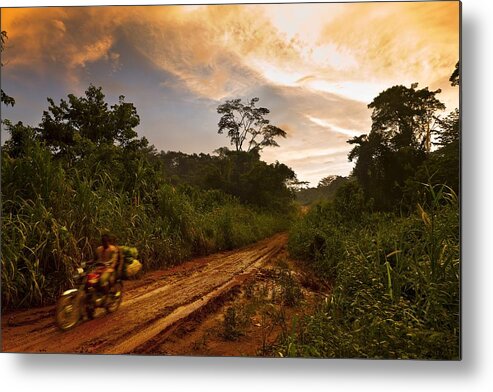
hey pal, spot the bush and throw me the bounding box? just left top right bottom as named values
left=283, top=184, right=459, bottom=359
left=1, top=144, right=291, bottom=308
left=288, top=200, right=348, bottom=279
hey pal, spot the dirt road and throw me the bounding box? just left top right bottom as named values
left=1, top=233, right=287, bottom=354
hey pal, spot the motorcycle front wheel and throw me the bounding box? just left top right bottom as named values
left=106, top=282, right=123, bottom=313
left=55, top=292, right=81, bottom=331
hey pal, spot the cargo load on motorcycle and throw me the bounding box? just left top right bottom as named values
left=119, top=246, right=142, bottom=279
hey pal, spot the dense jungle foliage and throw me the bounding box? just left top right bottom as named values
left=295, top=175, right=349, bottom=205
left=281, top=63, right=460, bottom=359
left=1, top=84, right=296, bottom=309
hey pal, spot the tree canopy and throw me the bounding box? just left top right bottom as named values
left=217, top=97, right=286, bottom=152
left=318, top=175, right=344, bottom=188
left=449, top=61, right=460, bottom=86
left=38, top=85, right=144, bottom=159
left=347, top=81, right=452, bottom=211
left=1, top=30, right=15, bottom=107
left=159, top=148, right=296, bottom=212
left=368, top=83, right=445, bottom=151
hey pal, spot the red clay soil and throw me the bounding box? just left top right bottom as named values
left=2, top=234, right=294, bottom=355
left=147, top=259, right=325, bottom=357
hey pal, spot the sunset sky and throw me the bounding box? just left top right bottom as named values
left=0, top=1, right=460, bottom=186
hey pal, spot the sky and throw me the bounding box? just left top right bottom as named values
left=0, top=1, right=460, bottom=186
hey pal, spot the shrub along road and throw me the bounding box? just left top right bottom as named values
left=1, top=234, right=287, bottom=354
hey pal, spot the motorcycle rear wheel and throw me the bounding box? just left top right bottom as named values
left=56, top=292, right=81, bottom=331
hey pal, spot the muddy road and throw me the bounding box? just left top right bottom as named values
left=2, top=234, right=289, bottom=354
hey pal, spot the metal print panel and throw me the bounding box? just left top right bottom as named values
left=0, top=1, right=461, bottom=359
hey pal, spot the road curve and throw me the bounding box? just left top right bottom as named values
left=1, top=233, right=287, bottom=354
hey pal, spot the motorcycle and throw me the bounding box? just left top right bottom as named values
left=55, top=262, right=123, bottom=331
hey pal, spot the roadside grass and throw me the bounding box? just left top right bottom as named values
left=1, top=145, right=292, bottom=309
left=281, top=184, right=460, bottom=359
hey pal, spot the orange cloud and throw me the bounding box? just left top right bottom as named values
left=317, top=1, right=459, bottom=107
left=1, top=2, right=459, bottom=185
left=120, top=5, right=304, bottom=100
left=2, top=5, right=305, bottom=99
left=1, top=7, right=126, bottom=86
left=1, top=3, right=459, bottom=104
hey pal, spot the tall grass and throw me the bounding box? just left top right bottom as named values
left=1, top=143, right=290, bottom=309
left=282, top=184, right=459, bottom=359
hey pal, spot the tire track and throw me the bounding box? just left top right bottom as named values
left=2, top=233, right=286, bottom=354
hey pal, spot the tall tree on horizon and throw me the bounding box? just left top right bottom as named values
left=347, top=83, right=445, bottom=210
left=217, top=97, right=286, bottom=152
left=368, top=83, right=445, bottom=152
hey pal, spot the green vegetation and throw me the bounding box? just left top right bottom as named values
left=159, top=148, right=296, bottom=213
left=295, top=175, right=348, bottom=206
left=285, top=184, right=459, bottom=359
left=282, top=65, right=460, bottom=359
left=1, top=83, right=294, bottom=309
left=1, top=25, right=460, bottom=360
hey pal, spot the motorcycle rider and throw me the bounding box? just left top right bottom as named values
left=93, top=233, right=119, bottom=294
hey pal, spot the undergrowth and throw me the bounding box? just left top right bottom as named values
left=1, top=143, right=290, bottom=308
left=282, top=184, right=460, bottom=359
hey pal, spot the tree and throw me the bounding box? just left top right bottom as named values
left=347, top=83, right=445, bottom=211
left=318, top=175, right=343, bottom=188
left=205, top=149, right=296, bottom=211
left=449, top=61, right=459, bottom=86
left=295, top=175, right=348, bottom=205
left=332, top=181, right=367, bottom=222
left=287, top=178, right=309, bottom=192
left=368, top=83, right=445, bottom=152
left=38, top=85, right=142, bottom=159
left=433, top=109, right=459, bottom=147
left=1, top=30, right=15, bottom=107
left=406, top=62, right=460, bottom=198
left=158, top=148, right=297, bottom=212
left=217, top=97, right=286, bottom=152
left=2, top=120, right=37, bottom=158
